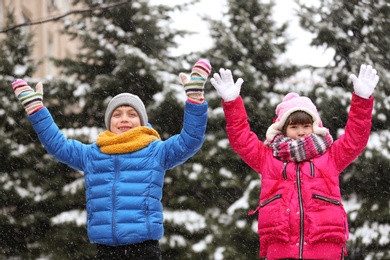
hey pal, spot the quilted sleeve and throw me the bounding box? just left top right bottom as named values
left=28, top=107, right=88, bottom=171
left=223, top=96, right=268, bottom=173
left=161, top=101, right=208, bottom=170
left=329, top=93, right=374, bottom=172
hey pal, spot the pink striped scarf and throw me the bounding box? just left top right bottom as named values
left=268, top=133, right=333, bottom=162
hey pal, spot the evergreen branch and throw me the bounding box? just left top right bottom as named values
left=0, top=0, right=132, bottom=33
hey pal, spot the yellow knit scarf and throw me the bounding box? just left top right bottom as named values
left=96, top=126, right=161, bottom=154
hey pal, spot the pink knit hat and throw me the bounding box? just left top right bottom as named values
left=265, top=92, right=328, bottom=141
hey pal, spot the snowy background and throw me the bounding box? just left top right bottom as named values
left=155, top=0, right=334, bottom=66
left=5, top=0, right=389, bottom=259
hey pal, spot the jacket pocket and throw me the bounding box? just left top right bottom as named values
left=312, top=194, right=341, bottom=205
left=258, top=194, right=289, bottom=243
left=307, top=194, right=346, bottom=244
left=145, top=204, right=151, bottom=236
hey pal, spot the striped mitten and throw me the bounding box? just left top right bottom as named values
left=179, top=59, right=212, bottom=104
left=12, top=79, right=44, bottom=115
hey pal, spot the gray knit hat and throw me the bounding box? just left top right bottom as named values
left=104, top=93, right=148, bottom=130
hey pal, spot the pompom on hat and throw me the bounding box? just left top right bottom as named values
left=104, top=93, right=148, bottom=130
left=265, top=92, right=328, bottom=141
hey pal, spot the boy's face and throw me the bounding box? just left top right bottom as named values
left=285, top=123, right=313, bottom=140
left=110, top=106, right=141, bottom=134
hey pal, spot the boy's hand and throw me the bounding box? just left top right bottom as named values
left=12, top=79, right=44, bottom=115
left=179, top=59, right=212, bottom=104
left=349, top=64, right=379, bottom=99
left=210, top=68, right=244, bottom=102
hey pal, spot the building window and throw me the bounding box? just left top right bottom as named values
left=62, top=0, right=69, bottom=13
left=22, top=13, right=30, bottom=35
left=0, top=0, right=3, bottom=28
left=50, top=0, right=58, bottom=7
left=92, top=0, right=107, bottom=4
left=48, top=0, right=59, bottom=12
left=47, top=34, right=55, bottom=76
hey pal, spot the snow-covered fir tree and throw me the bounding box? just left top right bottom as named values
left=2, top=0, right=192, bottom=258
left=4, top=0, right=389, bottom=259
left=0, top=10, right=55, bottom=259
left=176, top=0, right=299, bottom=258
left=297, top=0, right=390, bottom=258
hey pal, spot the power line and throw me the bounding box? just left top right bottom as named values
left=0, top=0, right=132, bottom=34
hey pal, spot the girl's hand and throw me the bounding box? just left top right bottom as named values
left=210, top=68, right=244, bottom=102
left=349, top=64, right=379, bottom=99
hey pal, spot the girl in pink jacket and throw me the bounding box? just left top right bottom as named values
left=210, top=65, right=379, bottom=260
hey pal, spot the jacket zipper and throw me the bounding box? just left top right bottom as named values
left=260, top=194, right=282, bottom=207
left=248, top=194, right=282, bottom=215
left=309, top=161, right=314, bottom=177
left=283, top=162, right=288, bottom=180
left=296, top=163, right=304, bottom=258
left=112, top=155, right=119, bottom=245
left=146, top=205, right=150, bottom=236
left=312, top=194, right=341, bottom=205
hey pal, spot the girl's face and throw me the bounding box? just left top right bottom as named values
left=285, top=123, right=313, bottom=140
left=110, top=106, right=141, bottom=134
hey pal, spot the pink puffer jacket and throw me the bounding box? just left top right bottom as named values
left=222, top=94, right=373, bottom=260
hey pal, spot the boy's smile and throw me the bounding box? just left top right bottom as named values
left=110, top=106, right=141, bottom=134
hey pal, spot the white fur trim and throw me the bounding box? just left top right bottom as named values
left=265, top=107, right=327, bottom=141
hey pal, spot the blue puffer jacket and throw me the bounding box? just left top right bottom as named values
left=28, top=101, right=208, bottom=246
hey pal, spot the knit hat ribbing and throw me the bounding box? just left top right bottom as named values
left=104, top=93, right=148, bottom=130
left=265, top=92, right=328, bottom=141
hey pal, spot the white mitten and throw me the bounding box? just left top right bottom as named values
left=349, top=64, right=379, bottom=99
left=210, top=68, right=244, bottom=102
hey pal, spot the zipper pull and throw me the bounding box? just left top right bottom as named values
left=248, top=205, right=260, bottom=215
left=283, top=161, right=288, bottom=180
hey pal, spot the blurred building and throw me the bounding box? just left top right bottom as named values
left=0, top=0, right=80, bottom=78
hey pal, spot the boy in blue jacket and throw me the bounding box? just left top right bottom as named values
left=11, top=60, right=211, bottom=260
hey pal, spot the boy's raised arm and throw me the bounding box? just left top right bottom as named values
left=12, top=79, right=44, bottom=115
